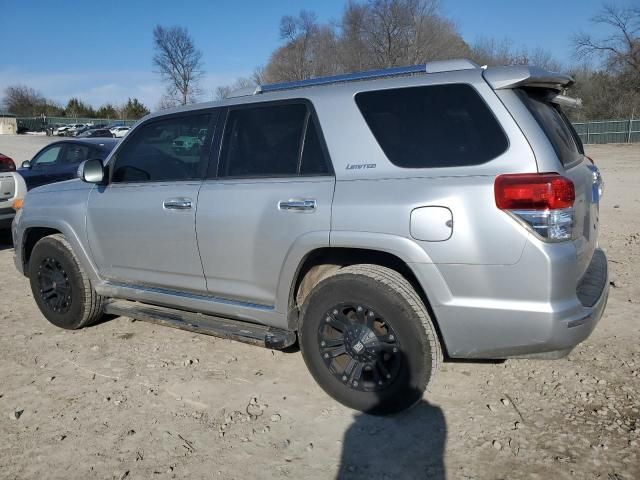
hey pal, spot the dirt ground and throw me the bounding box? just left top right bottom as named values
left=0, top=135, right=638, bottom=480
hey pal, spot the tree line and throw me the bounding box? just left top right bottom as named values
left=215, top=0, right=639, bottom=122
left=2, top=1, right=637, bottom=121
left=1, top=85, right=150, bottom=120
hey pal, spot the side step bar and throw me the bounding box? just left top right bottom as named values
left=103, top=300, right=297, bottom=350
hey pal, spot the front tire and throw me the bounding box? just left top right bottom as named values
left=299, top=264, right=441, bottom=414
left=28, top=234, right=104, bottom=330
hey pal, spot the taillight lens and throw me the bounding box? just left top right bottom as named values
left=495, top=173, right=575, bottom=242
left=0, top=156, right=16, bottom=172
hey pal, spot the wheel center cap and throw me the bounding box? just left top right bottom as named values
left=344, top=325, right=377, bottom=359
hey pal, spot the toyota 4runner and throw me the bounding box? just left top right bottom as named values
left=12, top=59, right=608, bottom=414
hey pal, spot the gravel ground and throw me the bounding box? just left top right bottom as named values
left=0, top=135, right=638, bottom=479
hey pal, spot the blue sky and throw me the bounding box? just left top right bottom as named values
left=0, top=0, right=617, bottom=110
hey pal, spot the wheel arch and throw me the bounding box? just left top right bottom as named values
left=20, top=220, right=101, bottom=284
left=286, top=246, right=450, bottom=357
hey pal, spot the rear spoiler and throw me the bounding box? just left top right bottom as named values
left=483, top=65, right=574, bottom=91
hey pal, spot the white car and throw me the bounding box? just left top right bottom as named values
left=0, top=171, right=27, bottom=233
left=55, top=125, right=71, bottom=136
left=111, top=126, right=130, bottom=138
left=66, top=124, right=89, bottom=136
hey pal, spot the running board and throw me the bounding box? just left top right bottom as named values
left=103, top=300, right=297, bottom=350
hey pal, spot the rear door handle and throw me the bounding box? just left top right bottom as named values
left=163, top=197, right=192, bottom=210
left=278, top=199, right=317, bottom=211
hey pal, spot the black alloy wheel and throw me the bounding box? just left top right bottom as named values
left=36, top=257, right=73, bottom=314
left=318, top=303, right=402, bottom=392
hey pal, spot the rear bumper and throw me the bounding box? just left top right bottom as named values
left=414, top=247, right=609, bottom=359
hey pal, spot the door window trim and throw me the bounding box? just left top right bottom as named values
left=207, top=98, right=334, bottom=180
left=106, top=109, right=220, bottom=185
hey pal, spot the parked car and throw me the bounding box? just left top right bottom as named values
left=77, top=128, right=115, bottom=138
left=54, top=125, right=71, bottom=136
left=12, top=60, right=608, bottom=414
left=111, top=126, right=130, bottom=138
left=0, top=153, right=16, bottom=172
left=65, top=124, right=89, bottom=136
left=18, top=138, right=118, bottom=190
left=172, top=128, right=207, bottom=155
left=70, top=125, right=91, bottom=136
left=0, top=170, right=26, bottom=233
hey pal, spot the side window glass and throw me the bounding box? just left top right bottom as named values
left=219, top=104, right=307, bottom=177
left=33, top=145, right=63, bottom=167
left=300, top=115, right=329, bottom=175
left=112, top=114, right=211, bottom=183
left=61, top=144, right=90, bottom=164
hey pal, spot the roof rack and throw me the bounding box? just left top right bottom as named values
left=255, top=58, right=479, bottom=95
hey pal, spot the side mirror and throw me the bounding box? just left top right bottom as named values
left=21, top=160, right=31, bottom=169
left=78, top=159, right=105, bottom=184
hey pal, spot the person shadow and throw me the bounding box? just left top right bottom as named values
left=336, top=353, right=447, bottom=479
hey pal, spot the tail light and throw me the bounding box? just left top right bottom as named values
left=495, top=173, right=575, bottom=242
left=0, top=155, right=16, bottom=172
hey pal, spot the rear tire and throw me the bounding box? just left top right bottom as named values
left=28, top=234, right=104, bottom=330
left=299, top=264, right=441, bottom=414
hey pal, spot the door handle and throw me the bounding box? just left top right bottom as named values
left=163, top=197, right=192, bottom=210
left=278, top=199, right=317, bottom=211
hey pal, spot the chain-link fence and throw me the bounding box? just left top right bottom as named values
left=15, top=115, right=640, bottom=145
left=572, top=119, right=640, bottom=145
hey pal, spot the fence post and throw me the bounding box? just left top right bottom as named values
left=586, top=121, right=590, bottom=144
left=629, top=109, right=635, bottom=144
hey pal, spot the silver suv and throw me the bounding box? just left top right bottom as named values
left=12, top=59, right=608, bottom=414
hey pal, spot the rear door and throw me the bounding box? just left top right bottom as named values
left=517, top=89, right=600, bottom=277
left=86, top=111, right=217, bottom=293
left=196, top=101, right=335, bottom=307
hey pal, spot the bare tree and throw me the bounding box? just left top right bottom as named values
left=573, top=3, right=640, bottom=83
left=153, top=25, right=205, bottom=105
left=470, top=37, right=562, bottom=71
left=215, top=77, right=255, bottom=100
left=263, top=11, right=330, bottom=82
left=2, top=85, right=63, bottom=116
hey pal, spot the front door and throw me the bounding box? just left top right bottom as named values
left=196, top=102, right=335, bottom=307
left=86, top=111, right=216, bottom=293
left=21, top=143, right=65, bottom=189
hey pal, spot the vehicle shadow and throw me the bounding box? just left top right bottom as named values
left=337, top=396, right=446, bottom=479
left=337, top=352, right=447, bottom=479
left=0, top=230, right=13, bottom=251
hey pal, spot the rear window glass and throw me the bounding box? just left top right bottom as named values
left=355, top=84, right=508, bottom=168
left=517, top=89, right=583, bottom=166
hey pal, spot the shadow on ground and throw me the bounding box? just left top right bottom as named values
left=0, top=230, right=13, bottom=251
left=338, top=397, right=446, bottom=479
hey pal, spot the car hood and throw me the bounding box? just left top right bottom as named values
left=28, top=178, right=93, bottom=194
